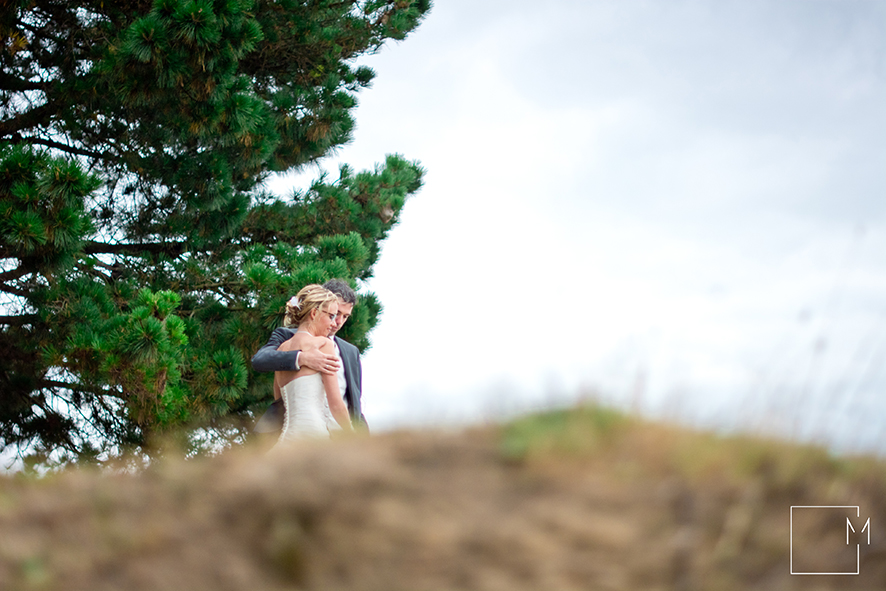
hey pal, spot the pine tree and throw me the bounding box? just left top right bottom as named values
left=0, top=0, right=429, bottom=468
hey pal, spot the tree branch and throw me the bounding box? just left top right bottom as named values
left=19, top=136, right=109, bottom=160
left=0, top=282, right=30, bottom=298
left=75, top=261, right=112, bottom=282
left=0, top=72, right=45, bottom=93
left=0, top=265, right=34, bottom=282
left=37, top=378, right=120, bottom=398
left=0, top=314, right=39, bottom=325
left=0, top=268, right=29, bottom=283
left=0, top=103, right=56, bottom=138
left=83, top=241, right=187, bottom=257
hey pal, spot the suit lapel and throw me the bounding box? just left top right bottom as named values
left=334, top=336, right=353, bottom=373
left=334, top=336, right=357, bottom=413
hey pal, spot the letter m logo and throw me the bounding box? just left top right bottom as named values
left=847, top=516, right=871, bottom=546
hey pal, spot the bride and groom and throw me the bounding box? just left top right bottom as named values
left=251, top=279, right=367, bottom=444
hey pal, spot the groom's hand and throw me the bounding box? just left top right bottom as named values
left=299, top=349, right=341, bottom=375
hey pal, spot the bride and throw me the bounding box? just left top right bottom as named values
left=272, top=284, right=353, bottom=445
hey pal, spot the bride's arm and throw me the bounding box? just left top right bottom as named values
left=320, top=340, right=353, bottom=432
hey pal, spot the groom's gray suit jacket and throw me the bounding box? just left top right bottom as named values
left=251, top=328, right=367, bottom=431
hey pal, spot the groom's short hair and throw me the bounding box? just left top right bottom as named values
left=323, top=279, right=357, bottom=305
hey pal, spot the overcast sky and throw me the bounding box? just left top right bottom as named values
left=269, top=0, right=886, bottom=453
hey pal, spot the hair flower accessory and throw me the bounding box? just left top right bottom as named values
left=287, top=296, right=301, bottom=310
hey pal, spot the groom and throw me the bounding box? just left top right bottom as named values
left=251, top=279, right=368, bottom=434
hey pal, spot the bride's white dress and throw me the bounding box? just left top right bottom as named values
left=275, top=373, right=341, bottom=445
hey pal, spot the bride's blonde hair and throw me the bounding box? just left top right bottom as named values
left=283, top=284, right=338, bottom=327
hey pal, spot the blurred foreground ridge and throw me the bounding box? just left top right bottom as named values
left=0, top=405, right=884, bottom=590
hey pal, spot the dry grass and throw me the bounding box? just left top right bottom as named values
left=0, top=404, right=884, bottom=590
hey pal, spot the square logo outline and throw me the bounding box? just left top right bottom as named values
left=790, top=505, right=860, bottom=575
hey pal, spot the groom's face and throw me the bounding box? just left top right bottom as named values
left=328, top=298, right=353, bottom=337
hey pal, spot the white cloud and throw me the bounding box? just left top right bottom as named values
left=265, top=0, right=886, bottom=452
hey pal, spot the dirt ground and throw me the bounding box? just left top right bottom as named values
left=1, top=413, right=884, bottom=591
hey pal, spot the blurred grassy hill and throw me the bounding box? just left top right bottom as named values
left=1, top=405, right=884, bottom=590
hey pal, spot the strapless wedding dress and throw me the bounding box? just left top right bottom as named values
left=275, top=373, right=341, bottom=445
